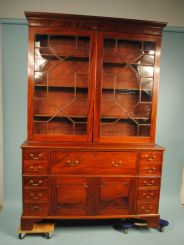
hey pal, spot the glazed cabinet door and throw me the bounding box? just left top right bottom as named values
left=50, top=177, right=93, bottom=216
left=94, top=32, right=161, bottom=143
left=95, top=177, right=136, bottom=215
left=28, top=29, right=95, bottom=142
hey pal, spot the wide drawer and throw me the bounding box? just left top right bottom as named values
left=24, top=189, right=48, bottom=202
left=23, top=202, right=48, bottom=216
left=140, top=151, right=163, bottom=164
left=136, top=202, right=158, bottom=214
left=138, top=177, right=161, bottom=188
left=23, top=177, right=49, bottom=187
left=139, top=163, right=162, bottom=176
left=137, top=189, right=159, bottom=201
left=23, top=150, right=49, bottom=161
left=23, top=160, right=48, bottom=175
left=51, top=151, right=138, bottom=175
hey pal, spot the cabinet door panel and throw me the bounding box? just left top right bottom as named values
left=95, top=177, right=135, bottom=215
left=94, top=32, right=160, bottom=143
left=50, top=177, right=92, bottom=216
left=28, top=30, right=95, bottom=142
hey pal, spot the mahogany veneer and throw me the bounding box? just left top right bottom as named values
left=21, top=11, right=166, bottom=231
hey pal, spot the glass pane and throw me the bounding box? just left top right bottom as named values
left=100, top=38, right=155, bottom=137
left=33, top=34, right=90, bottom=136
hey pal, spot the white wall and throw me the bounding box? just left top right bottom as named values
left=0, top=24, right=3, bottom=207
left=0, top=0, right=184, bottom=27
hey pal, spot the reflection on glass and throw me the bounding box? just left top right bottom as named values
left=33, top=34, right=90, bottom=136
left=100, top=38, right=155, bottom=137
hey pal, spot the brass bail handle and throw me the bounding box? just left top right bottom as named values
left=67, top=160, right=79, bottom=166
left=112, top=161, right=122, bottom=167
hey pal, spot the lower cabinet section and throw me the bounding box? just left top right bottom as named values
left=21, top=148, right=163, bottom=231
left=50, top=176, right=136, bottom=216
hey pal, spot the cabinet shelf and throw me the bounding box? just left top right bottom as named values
left=35, top=84, right=88, bottom=92
left=102, top=88, right=152, bottom=93
left=34, top=115, right=87, bottom=122
left=37, top=53, right=89, bottom=62
left=101, top=117, right=150, bottom=124
left=34, top=114, right=150, bottom=124
left=35, top=84, right=151, bottom=94
left=103, top=62, right=154, bottom=67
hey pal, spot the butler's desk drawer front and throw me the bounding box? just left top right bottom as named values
left=50, top=151, right=138, bottom=175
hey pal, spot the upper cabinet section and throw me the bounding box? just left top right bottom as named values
left=25, top=12, right=166, bottom=143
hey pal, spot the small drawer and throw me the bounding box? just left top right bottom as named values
left=23, top=202, right=48, bottom=216
left=23, top=150, right=49, bottom=161
left=137, top=190, right=159, bottom=201
left=139, top=163, right=162, bottom=176
left=24, top=189, right=48, bottom=201
left=23, top=160, right=48, bottom=175
left=140, top=151, right=162, bottom=163
left=23, top=177, right=49, bottom=187
left=138, top=177, right=161, bottom=188
left=51, top=151, right=137, bottom=175
left=136, top=202, right=158, bottom=214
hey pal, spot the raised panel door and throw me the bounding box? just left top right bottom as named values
left=95, top=177, right=136, bottom=215
left=50, top=176, right=92, bottom=216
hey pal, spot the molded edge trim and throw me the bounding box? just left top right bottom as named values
left=0, top=18, right=183, bottom=33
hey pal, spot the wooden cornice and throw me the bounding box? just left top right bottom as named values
left=25, top=11, right=167, bottom=35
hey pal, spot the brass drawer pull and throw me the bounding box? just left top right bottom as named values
left=29, top=179, right=43, bottom=186
left=30, top=193, right=42, bottom=200
left=145, top=154, right=156, bottom=161
left=83, top=182, right=88, bottom=189
left=30, top=166, right=42, bottom=172
left=145, top=167, right=156, bottom=173
left=143, top=180, right=154, bottom=186
left=112, top=161, right=122, bottom=167
left=143, top=192, right=154, bottom=199
left=30, top=153, right=43, bottom=160
left=67, top=160, right=79, bottom=166
left=31, top=205, right=41, bottom=211
left=31, top=196, right=40, bottom=200
left=141, top=206, right=152, bottom=213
